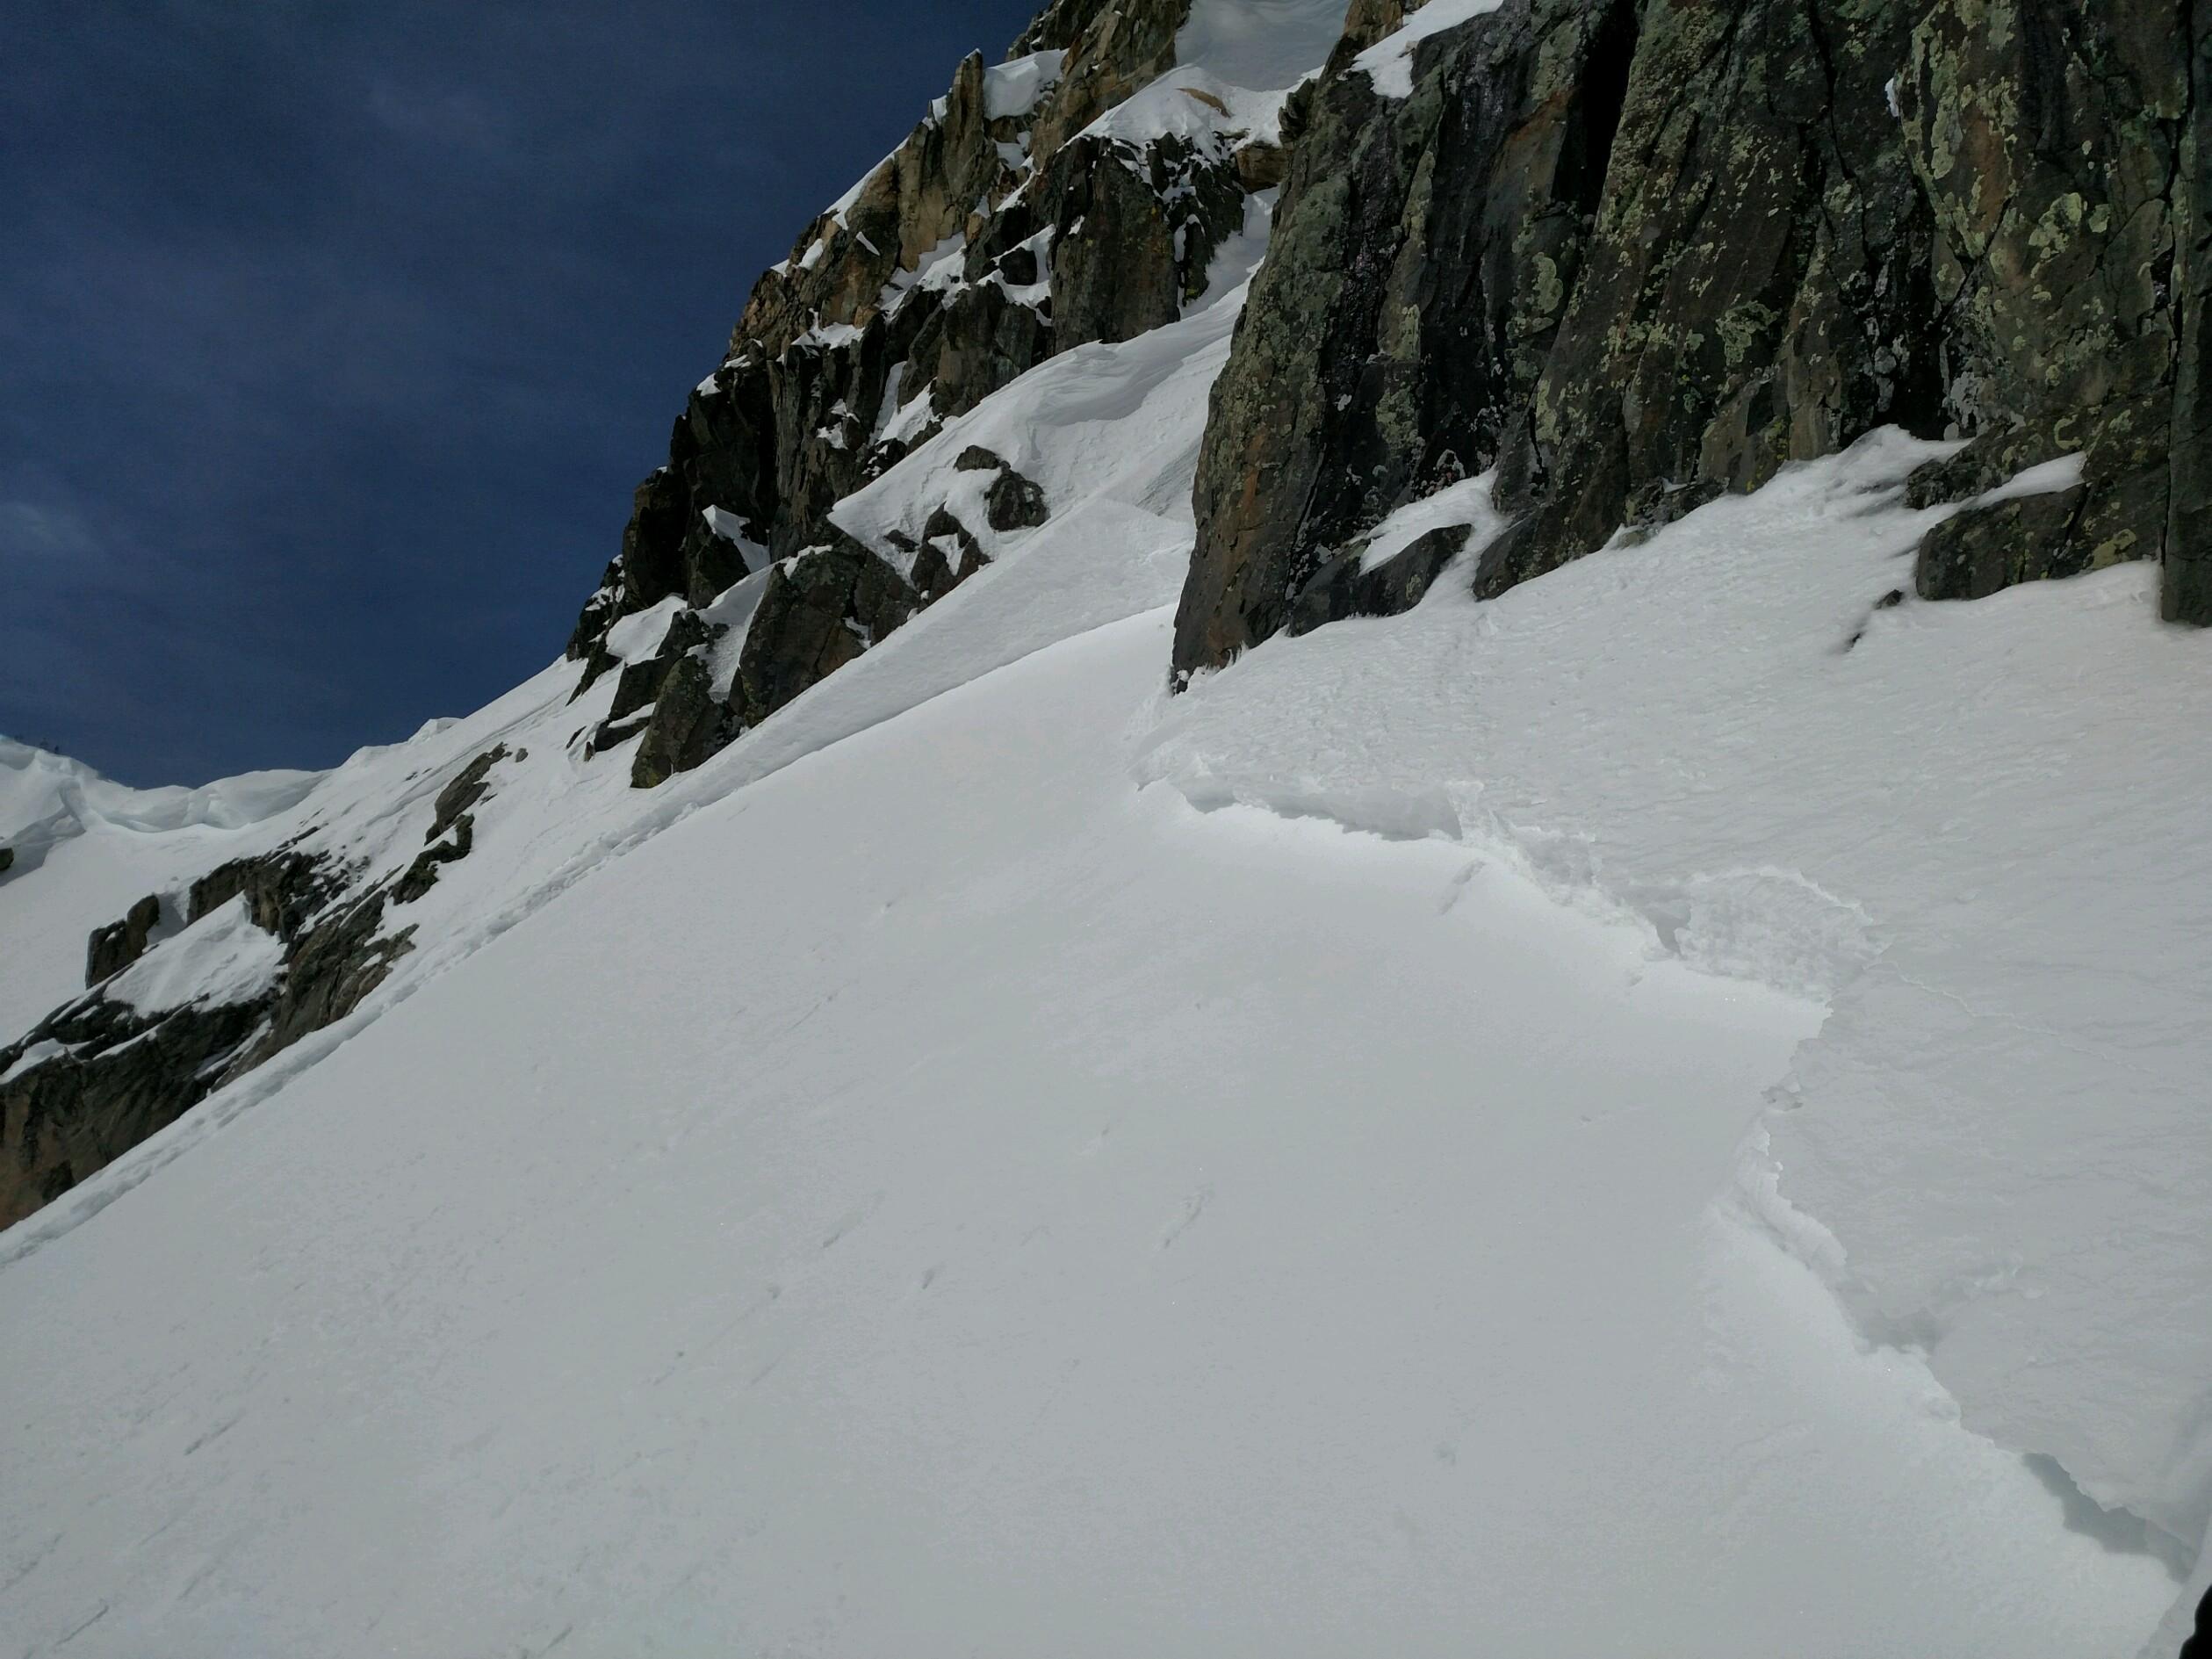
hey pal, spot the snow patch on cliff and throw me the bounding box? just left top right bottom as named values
left=1355, top=0, right=1509, bottom=97
left=107, top=897, right=285, bottom=1016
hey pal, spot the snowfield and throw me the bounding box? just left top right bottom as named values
left=4, top=0, right=2208, bottom=1650
left=0, top=607, right=2182, bottom=1657
left=1139, top=434, right=2212, bottom=1620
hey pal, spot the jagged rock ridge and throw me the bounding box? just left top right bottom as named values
left=566, top=0, right=1285, bottom=789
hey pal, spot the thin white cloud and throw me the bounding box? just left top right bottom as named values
left=0, top=499, right=100, bottom=565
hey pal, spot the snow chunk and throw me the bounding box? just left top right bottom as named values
left=880, top=231, right=968, bottom=318
left=1072, top=0, right=1344, bottom=157
left=1358, top=471, right=1506, bottom=574
left=602, top=597, right=687, bottom=665
left=0, top=1040, right=66, bottom=1086
left=697, top=569, right=774, bottom=703
left=1354, top=0, right=1509, bottom=98
left=985, top=49, right=1064, bottom=119
left=107, top=897, right=284, bottom=1015
left=702, top=509, right=767, bottom=577
left=877, top=383, right=940, bottom=449
left=1972, top=450, right=2085, bottom=508
left=1079, top=68, right=1285, bottom=155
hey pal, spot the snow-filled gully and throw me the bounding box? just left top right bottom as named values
left=0, top=610, right=2172, bottom=1657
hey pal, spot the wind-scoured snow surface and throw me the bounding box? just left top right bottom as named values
left=1, top=7, right=2204, bottom=1651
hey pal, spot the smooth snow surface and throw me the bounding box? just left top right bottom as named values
left=2, top=18, right=2202, bottom=1647
left=985, top=49, right=1066, bottom=119
left=0, top=613, right=2172, bottom=1657
left=1354, top=0, right=1509, bottom=97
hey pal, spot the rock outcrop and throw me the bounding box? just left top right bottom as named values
left=2, top=842, right=423, bottom=1230
left=566, top=0, right=1272, bottom=787
left=1172, top=0, right=2202, bottom=676
left=85, top=895, right=163, bottom=986
left=4, top=0, right=1284, bottom=1217
left=2167, top=0, right=2211, bottom=623
left=0, top=994, right=272, bottom=1230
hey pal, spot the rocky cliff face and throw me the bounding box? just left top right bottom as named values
left=565, top=0, right=1282, bottom=789
left=1172, top=0, right=2205, bottom=675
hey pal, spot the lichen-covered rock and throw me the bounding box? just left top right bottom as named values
left=2, top=839, right=423, bottom=1221
left=188, top=850, right=331, bottom=937
left=392, top=817, right=473, bottom=905
left=631, top=657, right=743, bottom=791
left=1916, top=484, right=2093, bottom=602
left=911, top=508, right=989, bottom=602
left=1176, top=0, right=1657, bottom=672
left=2165, top=1, right=2212, bottom=624
left=428, top=746, right=509, bottom=843
left=1286, top=525, right=1471, bottom=637
left=1023, top=0, right=1191, bottom=161
left=1172, top=0, right=2200, bottom=678
left=237, top=890, right=414, bottom=1068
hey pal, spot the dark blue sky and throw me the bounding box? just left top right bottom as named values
left=3, top=1, right=1042, bottom=784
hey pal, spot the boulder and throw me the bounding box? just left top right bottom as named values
left=631, top=658, right=743, bottom=790
left=985, top=468, right=1051, bottom=532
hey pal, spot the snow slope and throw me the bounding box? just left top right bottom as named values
left=0, top=179, right=1268, bottom=1266
left=2, top=5, right=2205, bottom=1649
left=0, top=610, right=2173, bottom=1657
left=1141, top=431, right=2212, bottom=1635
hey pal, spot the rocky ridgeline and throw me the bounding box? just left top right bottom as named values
left=0, top=746, right=517, bottom=1229
left=1173, top=0, right=2208, bottom=674
left=566, top=0, right=1280, bottom=789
